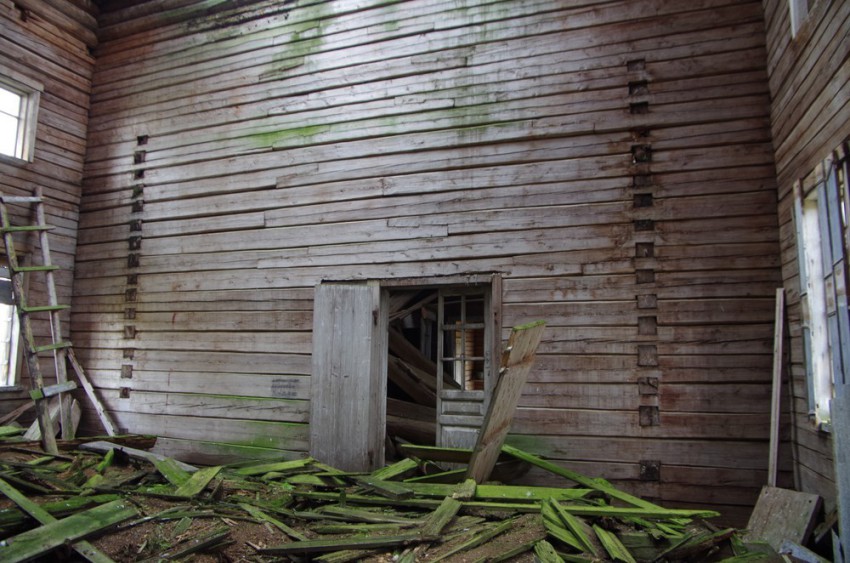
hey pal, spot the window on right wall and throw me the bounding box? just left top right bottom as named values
left=794, top=142, right=850, bottom=429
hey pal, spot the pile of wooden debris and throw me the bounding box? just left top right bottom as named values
left=0, top=436, right=775, bottom=562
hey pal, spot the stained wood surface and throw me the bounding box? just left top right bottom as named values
left=63, top=0, right=784, bottom=523
left=743, top=486, right=821, bottom=551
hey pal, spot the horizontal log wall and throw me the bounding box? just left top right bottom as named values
left=0, top=0, right=95, bottom=419
left=762, top=0, right=850, bottom=510
left=78, top=0, right=782, bottom=524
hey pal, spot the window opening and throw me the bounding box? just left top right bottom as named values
left=440, top=293, right=486, bottom=391
left=0, top=266, right=20, bottom=387
left=0, top=70, right=41, bottom=162
left=788, top=0, right=810, bottom=37
left=794, top=147, right=850, bottom=428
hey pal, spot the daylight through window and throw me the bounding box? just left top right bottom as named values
left=0, top=71, right=41, bottom=162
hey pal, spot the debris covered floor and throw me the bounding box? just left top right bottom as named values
left=0, top=437, right=769, bottom=562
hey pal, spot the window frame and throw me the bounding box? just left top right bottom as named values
left=0, top=265, right=22, bottom=389
left=793, top=143, right=850, bottom=429
left=0, top=67, right=42, bottom=163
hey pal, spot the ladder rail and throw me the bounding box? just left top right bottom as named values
left=33, top=186, right=73, bottom=440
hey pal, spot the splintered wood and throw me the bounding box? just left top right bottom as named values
left=0, top=438, right=772, bottom=562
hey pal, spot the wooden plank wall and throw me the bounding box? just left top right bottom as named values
left=761, top=0, right=850, bottom=511
left=76, top=0, right=782, bottom=524
left=0, top=0, right=96, bottom=419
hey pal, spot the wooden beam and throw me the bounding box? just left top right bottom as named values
left=768, top=288, right=785, bottom=487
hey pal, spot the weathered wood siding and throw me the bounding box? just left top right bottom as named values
left=762, top=0, right=850, bottom=510
left=77, top=0, right=781, bottom=523
left=0, top=0, right=96, bottom=416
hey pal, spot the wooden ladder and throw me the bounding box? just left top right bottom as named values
left=0, top=187, right=115, bottom=454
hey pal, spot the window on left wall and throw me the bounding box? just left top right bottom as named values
left=0, top=70, right=41, bottom=162
left=0, top=267, right=21, bottom=387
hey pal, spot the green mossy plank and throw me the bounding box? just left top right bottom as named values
left=452, top=478, right=477, bottom=500
left=0, top=494, right=120, bottom=529
left=549, top=499, right=601, bottom=557
left=369, top=458, right=418, bottom=480
left=313, top=522, right=418, bottom=534
left=430, top=518, right=515, bottom=562
left=286, top=473, right=330, bottom=486
left=0, top=426, right=24, bottom=438
left=534, top=540, right=565, bottom=563
left=320, top=505, right=424, bottom=525
left=502, top=445, right=663, bottom=510
left=172, top=465, right=222, bottom=498
left=157, top=526, right=230, bottom=560
left=94, top=449, right=114, bottom=474
left=352, top=475, right=414, bottom=500
left=593, top=524, right=637, bottom=563
left=398, top=444, right=474, bottom=464
left=405, top=482, right=592, bottom=502
left=656, top=527, right=736, bottom=560
left=422, top=497, right=462, bottom=536
left=232, top=457, right=313, bottom=476
left=316, top=549, right=376, bottom=563
left=258, top=533, right=437, bottom=554
left=239, top=502, right=307, bottom=541
left=542, top=517, right=585, bottom=553
left=294, top=490, right=540, bottom=512
left=0, top=478, right=115, bottom=563
left=152, top=457, right=192, bottom=487
left=294, top=490, right=716, bottom=518
left=0, top=499, right=136, bottom=562
left=403, top=467, right=466, bottom=484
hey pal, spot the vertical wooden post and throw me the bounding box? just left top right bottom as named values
left=768, top=288, right=785, bottom=487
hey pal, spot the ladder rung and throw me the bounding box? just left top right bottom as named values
left=11, top=265, right=61, bottom=273
left=0, top=196, right=42, bottom=204
left=21, top=305, right=70, bottom=313
left=0, top=225, right=54, bottom=233
left=30, top=380, right=77, bottom=401
left=33, top=341, right=73, bottom=353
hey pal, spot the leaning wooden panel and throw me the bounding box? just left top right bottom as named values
left=309, top=283, right=388, bottom=471
left=467, top=321, right=546, bottom=482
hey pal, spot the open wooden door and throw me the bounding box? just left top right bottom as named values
left=309, top=282, right=388, bottom=471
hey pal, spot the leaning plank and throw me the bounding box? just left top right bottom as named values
left=768, top=288, right=785, bottom=487
left=79, top=441, right=197, bottom=472
left=467, top=321, right=546, bottom=483
left=257, top=533, right=437, bottom=555
left=0, top=499, right=137, bottom=562
left=0, top=478, right=115, bottom=563
left=501, top=445, right=662, bottom=510
left=0, top=402, right=34, bottom=426
left=68, top=349, right=118, bottom=436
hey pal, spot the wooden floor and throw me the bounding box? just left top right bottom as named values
left=72, top=0, right=785, bottom=525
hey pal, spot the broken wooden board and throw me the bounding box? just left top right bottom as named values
left=743, top=486, right=822, bottom=551
left=0, top=499, right=136, bottom=562
left=0, top=478, right=114, bottom=563
left=467, top=320, right=546, bottom=483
